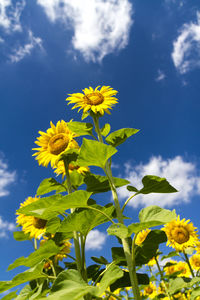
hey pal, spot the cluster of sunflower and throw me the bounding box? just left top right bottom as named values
left=2, top=85, right=200, bottom=300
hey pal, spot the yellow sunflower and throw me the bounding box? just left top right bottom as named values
left=54, top=160, right=89, bottom=179
left=147, top=256, right=158, bottom=267
left=135, top=229, right=151, bottom=246
left=54, top=239, right=72, bottom=263
left=163, top=216, right=199, bottom=251
left=16, top=196, right=47, bottom=239
left=32, top=120, right=79, bottom=168
left=174, top=292, right=188, bottom=300
left=66, top=86, right=118, bottom=115
left=143, top=282, right=157, bottom=299
left=175, top=261, right=190, bottom=277
left=190, top=254, right=200, bottom=271
left=164, top=260, right=177, bottom=275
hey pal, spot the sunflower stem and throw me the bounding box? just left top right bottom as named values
left=63, top=159, right=82, bottom=277
left=92, top=115, right=141, bottom=300
left=183, top=250, right=195, bottom=277
left=155, top=256, right=172, bottom=299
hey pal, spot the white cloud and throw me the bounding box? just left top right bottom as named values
left=37, top=0, right=133, bottom=62
left=0, top=215, right=15, bottom=238
left=0, top=0, right=25, bottom=33
left=86, top=229, right=107, bottom=250
left=155, top=69, right=166, bottom=82
left=9, top=30, right=43, bottom=63
left=117, top=156, right=200, bottom=208
left=172, top=12, right=200, bottom=74
left=0, top=158, right=16, bottom=197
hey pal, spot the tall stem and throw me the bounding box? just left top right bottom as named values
left=155, top=256, right=171, bottom=300
left=92, top=115, right=141, bottom=300
left=183, top=250, right=195, bottom=278
left=63, top=159, right=82, bottom=276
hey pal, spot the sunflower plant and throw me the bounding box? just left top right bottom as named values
left=1, top=85, right=200, bottom=300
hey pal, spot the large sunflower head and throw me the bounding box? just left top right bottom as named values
left=16, top=196, right=47, bottom=239
left=54, top=160, right=89, bottom=179
left=190, top=254, right=200, bottom=271
left=135, top=229, right=151, bottom=246
left=66, top=86, right=118, bottom=115
left=32, top=120, right=79, bottom=168
left=163, top=216, right=199, bottom=251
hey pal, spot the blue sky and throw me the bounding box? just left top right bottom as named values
left=1, top=0, right=200, bottom=290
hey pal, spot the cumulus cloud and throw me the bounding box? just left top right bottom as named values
left=0, top=216, right=15, bottom=238
left=0, top=158, right=16, bottom=197
left=155, top=69, right=166, bottom=82
left=37, top=0, right=133, bottom=62
left=86, top=229, right=107, bottom=250
left=0, top=0, right=25, bottom=33
left=117, top=156, right=200, bottom=208
left=9, top=30, right=43, bottom=63
left=172, top=12, right=200, bottom=74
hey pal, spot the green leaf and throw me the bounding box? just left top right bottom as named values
left=13, top=231, right=31, bottom=241
left=84, top=173, right=129, bottom=194
left=46, top=217, right=61, bottom=234
left=16, top=285, right=36, bottom=300
left=91, top=256, right=108, bottom=265
left=191, top=288, right=200, bottom=300
left=106, top=128, right=139, bottom=147
left=58, top=149, right=79, bottom=164
left=69, top=171, right=85, bottom=190
left=169, top=277, right=200, bottom=294
left=86, top=264, right=102, bottom=282
left=111, top=247, right=126, bottom=265
left=0, top=263, right=47, bottom=293
left=8, top=240, right=60, bottom=271
left=1, top=291, right=18, bottom=300
left=67, top=121, right=93, bottom=136
left=107, top=224, right=129, bottom=239
left=161, top=251, right=178, bottom=260
left=101, top=123, right=111, bottom=137
left=127, top=185, right=138, bottom=192
left=97, top=264, right=123, bottom=295
left=137, top=175, right=178, bottom=195
left=17, top=191, right=92, bottom=220
left=110, top=271, right=149, bottom=292
left=47, top=269, right=97, bottom=300
left=36, top=178, right=66, bottom=196
left=139, top=205, right=176, bottom=223
left=77, top=139, right=117, bottom=168
left=58, top=204, right=115, bottom=236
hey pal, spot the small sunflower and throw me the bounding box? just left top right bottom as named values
left=175, top=261, right=190, bottom=277
left=16, top=196, right=47, bottom=239
left=135, top=229, right=151, bottom=246
left=190, top=254, right=200, bottom=271
left=164, top=260, right=177, bottom=275
left=163, top=216, right=199, bottom=251
left=54, top=239, right=72, bottom=263
left=54, top=160, right=89, bottom=179
left=143, top=282, right=157, bottom=299
left=147, top=256, right=158, bottom=267
left=32, top=120, right=79, bottom=168
left=66, top=86, right=118, bottom=115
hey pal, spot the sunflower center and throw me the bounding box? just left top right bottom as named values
left=84, top=92, right=104, bottom=105
left=172, top=226, right=190, bottom=244
left=146, top=287, right=153, bottom=294
left=33, top=217, right=47, bottom=229
left=48, top=133, right=69, bottom=155
left=69, top=163, right=79, bottom=171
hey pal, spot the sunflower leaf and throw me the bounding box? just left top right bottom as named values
left=67, top=121, right=93, bottom=136
left=139, top=206, right=176, bottom=223
left=77, top=139, right=117, bottom=169
left=36, top=178, right=66, bottom=196
left=137, top=175, right=178, bottom=195
left=105, top=128, right=139, bottom=147
left=101, top=123, right=111, bottom=137
left=107, top=224, right=129, bottom=239
left=1, top=291, right=18, bottom=300
left=58, top=148, right=79, bottom=164
left=13, top=231, right=31, bottom=241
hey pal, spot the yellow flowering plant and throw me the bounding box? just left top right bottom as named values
left=1, top=85, right=200, bottom=300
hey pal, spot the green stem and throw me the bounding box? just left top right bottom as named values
left=183, top=250, right=195, bottom=278
left=80, top=234, right=88, bottom=282
left=155, top=256, right=171, bottom=299
left=92, top=115, right=141, bottom=300
left=63, top=159, right=82, bottom=276
left=105, top=290, right=122, bottom=299
left=34, top=238, right=37, bottom=250
left=122, top=193, right=137, bottom=213
left=82, top=206, right=116, bottom=225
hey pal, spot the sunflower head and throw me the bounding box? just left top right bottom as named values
left=143, top=282, right=157, bottom=299
left=54, top=160, right=89, bottom=179
left=135, top=229, right=151, bottom=246
left=190, top=254, right=200, bottom=271
left=164, top=260, right=177, bottom=275
left=32, top=120, right=79, bottom=168
left=163, top=216, right=199, bottom=251
left=54, top=239, right=72, bottom=263
left=175, top=261, right=190, bottom=277
left=66, top=86, right=118, bottom=116
left=16, top=196, right=47, bottom=239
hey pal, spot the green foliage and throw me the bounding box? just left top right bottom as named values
left=67, top=121, right=93, bottom=136
left=106, top=128, right=139, bottom=147
left=100, top=123, right=111, bottom=137
left=1, top=291, right=18, bottom=300
left=13, top=231, right=31, bottom=241
left=37, top=178, right=66, bottom=196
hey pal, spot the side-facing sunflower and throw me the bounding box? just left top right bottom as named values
left=190, top=254, right=200, bottom=271
left=16, top=196, right=47, bottom=239
left=32, top=120, right=79, bottom=168
left=54, top=160, right=89, bottom=179
left=66, top=86, right=118, bottom=115
left=142, top=282, right=157, bottom=299
left=163, top=215, right=199, bottom=252
left=135, top=229, right=151, bottom=246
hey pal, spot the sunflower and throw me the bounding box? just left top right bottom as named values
left=66, top=86, right=118, bottom=115
left=54, top=239, right=72, bottom=263
left=135, top=229, right=151, bottom=246
left=142, top=282, right=157, bottom=299
left=54, top=160, right=89, bottom=179
left=16, top=196, right=47, bottom=239
left=163, top=216, right=199, bottom=251
left=147, top=256, right=158, bottom=267
left=175, top=261, right=190, bottom=277
left=190, top=254, right=200, bottom=271
left=32, top=120, right=79, bottom=168
left=164, top=260, right=177, bottom=275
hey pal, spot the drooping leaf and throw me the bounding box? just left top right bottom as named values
left=77, top=139, right=117, bottom=168
left=13, top=231, right=31, bottom=241
left=139, top=205, right=176, bottom=224
left=84, top=173, right=129, bottom=194
left=36, top=178, right=66, bottom=196
left=97, top=264, right=123, bottom=295
left=0, top=263, right=47, bottom=293
left=58, top=149, right=79, bottom=164
left=17, top=191, right=92, bottom=220
left=91, top=256, right=108, bottom=265
left=8, top=240, right=60, bottom=271
left=106, top=128, right=139, bottom=147
left=46, top=217, right=61, bottom=234
left=67, top=121, right=93, bottom=136
left=69, top=171, right=85, bottom=190
left=107, top=224, right=129, bottom=239
left=101, top=123, right=111, bottom=137
left=1, top=290, right=18, bottom=300
left=137, top=175, right=178, bottom=195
